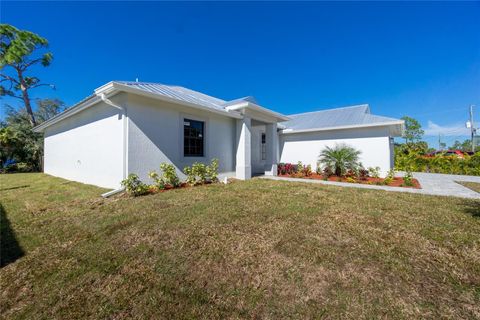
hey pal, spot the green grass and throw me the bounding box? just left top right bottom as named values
left=1, top=173, right=479, bottom=319
left=457, top=181, right=480, bottom=194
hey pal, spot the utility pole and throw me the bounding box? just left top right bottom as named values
left=470, top=105, right=475, bottom=152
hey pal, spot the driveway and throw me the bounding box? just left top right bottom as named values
left=260, top=172, right=480, bottom=199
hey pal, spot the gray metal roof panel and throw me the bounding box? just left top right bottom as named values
left=281, top=104, right=401, bottom=131
left=116, top=81, right=227, bottom=110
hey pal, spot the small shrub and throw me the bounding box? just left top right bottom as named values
left=368, top=166, right=381, bottom=179
left=358, top=168, right=369, bottom=181
left=403, top=169, right=414, bottom=187
left=322, top=166, right=334, bottom=179
left=386, top=168, right=395, bottom=180
left=345, top=177, right=356, bottom=183
left=303, top=164, right=312, bottom=177
left=277, top=163, right=296, bottom=175
left=296, top=161, right=303, bottom=174
left=149, top=171, right=166, bottom=190
left=160, top=163, right=180, bottom=187
left=206, top=158, right=219, bottom=182
left=192, top=162, right=207, bottom=184
left=184, top=159, right=220, bottom=186
left=121, top=174, right=150, bottom=196
left=183, top=166, right=196, bottom=186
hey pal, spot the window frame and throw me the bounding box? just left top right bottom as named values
left=180, top=114, right=208, bottom=159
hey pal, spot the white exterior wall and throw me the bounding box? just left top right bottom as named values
left=279, top=126, right=393, bottom=176
left=43, top=96, right=125, bottom=189
left=126, top=94, right=236, bottom=183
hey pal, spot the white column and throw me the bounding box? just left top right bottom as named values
left=235, top=116, right=252, bottom=180
left=264, top=123, right=278, bottom=176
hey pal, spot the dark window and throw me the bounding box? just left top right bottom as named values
left=261, top=132, right=266, bottom=160
left=184, top=119, right=204, bottom=157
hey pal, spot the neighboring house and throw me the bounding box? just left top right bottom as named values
left=34, top=81, right=404, bottom=189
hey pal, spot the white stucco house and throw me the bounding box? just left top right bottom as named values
left=34, top=81, right=404, bottom=189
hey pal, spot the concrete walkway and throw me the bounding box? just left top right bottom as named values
left=259, top=172, right=480, bottom=199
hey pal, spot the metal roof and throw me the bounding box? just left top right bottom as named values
left=281, top=104, right=402, bottom=131
left=115, top=81, right=227, bottom=111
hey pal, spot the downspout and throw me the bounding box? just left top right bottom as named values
left=97, top=93, right=128, bottom=197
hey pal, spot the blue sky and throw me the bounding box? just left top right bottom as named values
left=2, top=1, right=479, bottom=147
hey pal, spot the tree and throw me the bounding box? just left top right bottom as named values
left=401, top=116, right=424, bottom=144
left=0, top=99, right=64, bottom=170
left=450, top=139, right=472, bottom=152
left=0, top=24, right=54, bottom=127
left=35, top=98, right=65, bottom=123
left=318, top=144, right=361, bottom=177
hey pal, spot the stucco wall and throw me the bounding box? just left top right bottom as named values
left=126, top=94, right=236, bottom=183
left=279, top=126, right=393, bottom=176
left=43, top=96, right=125, bottom=189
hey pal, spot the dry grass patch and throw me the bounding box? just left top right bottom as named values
left=1, top=173, right=479, bottom=319
left=457, top=181, right=480, bottom=194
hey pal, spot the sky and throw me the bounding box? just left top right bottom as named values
left=1, top=1, right=479, bottom=147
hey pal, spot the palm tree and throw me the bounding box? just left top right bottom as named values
left=318, top=144, right=361, bottom=177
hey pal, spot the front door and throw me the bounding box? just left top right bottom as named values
left=252, top=127, right=266, bottom=174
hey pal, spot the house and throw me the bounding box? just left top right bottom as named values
left=34, top=81, right=404, bottom=189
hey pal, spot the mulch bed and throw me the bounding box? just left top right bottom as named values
left=278, top=173, right=421, bottom=189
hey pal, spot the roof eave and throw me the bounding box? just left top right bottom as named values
left=225, top=101, right=290, bottom=122
left=280, top=120, right=405, bottom=136
left=33, top=95, right=100, bottom=132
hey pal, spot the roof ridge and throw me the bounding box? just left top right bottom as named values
left=288, top=104, right=369, bottom=117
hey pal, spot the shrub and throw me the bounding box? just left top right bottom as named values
left=395, top=149, right=480, bottom=176
left=345, top=177, right=356, bottom=183
left=160, top=163, right=180, bottom=187
left=148, top=171, right=166, bottom=190
left=206, top=158, right=219, bottom=182
left=386, top=168, right=396, bottom=180
left=121, top=174, right=150, bottom=196
left=277, top=163, right=296, bottom=175
left=403, top=170, right=414, bottom=187
left=303, top=164, right=312, bottom=177
left=183, top=159, right=220, bottom=186
left=368, top=166, right=381, bottom=179
left=318, top=144, right=361, bottom=177
left=358, top=168, right=369, bottom=181
left=192, top=163, right=207, bottom=184
left=322, top=166, right=334, bottom=180
left=296, top=161, right=303, bottom=174
left=183, top=166, right=196, bottom=186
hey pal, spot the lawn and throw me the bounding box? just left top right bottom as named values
left=1, top=173, right=479, bottom=319
left=457, top=181, right=480, bottom=194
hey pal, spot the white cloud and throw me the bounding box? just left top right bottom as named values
left=423, top=120, right=470, bottom=137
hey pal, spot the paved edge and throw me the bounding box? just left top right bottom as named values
left=258, top=175, right=480, bottom=200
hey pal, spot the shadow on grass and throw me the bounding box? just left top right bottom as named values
left=0, top=185, right=29, bottom=192
left=463, top=200, right=480, bottom=218
left=0, top=203, right=24, bottom=268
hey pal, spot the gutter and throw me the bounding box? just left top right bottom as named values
left=101, top=187, right=125, bottom=198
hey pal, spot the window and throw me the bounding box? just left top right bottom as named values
left=261, top=132, right=266, bottom=160
left=184, top=119, right=204, bottom=157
